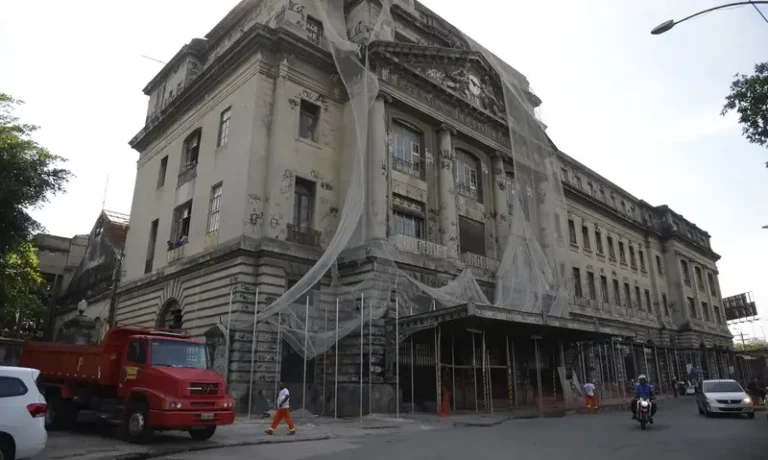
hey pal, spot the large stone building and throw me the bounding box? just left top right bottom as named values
left=117, top=0, right=738, bottom=415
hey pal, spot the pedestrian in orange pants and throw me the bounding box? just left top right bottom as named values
left=266, top=383, right=296, bottom=435
left=583, top=382, right=598, bottom=413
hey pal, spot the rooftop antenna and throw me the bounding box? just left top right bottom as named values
left=141, top=55, right=167, bottom=65
left=102, top=174, right=109, bottom=210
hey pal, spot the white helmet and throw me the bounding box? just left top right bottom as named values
left=638, top=374, right=648, bottom=384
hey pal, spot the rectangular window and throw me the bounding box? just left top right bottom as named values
left=391, top=122, right=422, bottom=178
left=560, top=167, right=568, bottom=182
left=599, top=188, right=606, bottom=201
left=575, top=176, right=582, bottom=188
left=639, top=250, right=646, bottom=271
left=572, top=267, right=583, bottom=298
left=600, top=275, right=609, bottom=303
left=217, top=107, right=231, bottom=147
left=293, top=178, right=315, bottom=230
left=306, top=16, right=323, bottom=46
left=613, top=279, right=621, bottom=305
left=713, top=305, right=721, bottom=324
left=619, top=241, right=626, bottom=264
left=623, top=283, right=631, bottom=308
left=662, top=293, right=669, bottom=316
left=145, top=219, right=159, bottom=274
left=695, top=266, right=704, bottom=291
left=594, top=229, right=603, bottom=254
left=607, top=235, right=616, bottom=259
left=629, top=245, right=636, bottom=267
left=182, top=130, right=201, bottom=168
left=681, top=260, right=691, bottom=286
left=707, top=272, right=717, bottom=296
left=581, top=225, right=591, bottom=250
left=568, top=219, right=577, bottom=246
left=157, top=156, right=168, bottom=188
left=687, top=297, right=696, bottom=318
left=634, top=286, right=641, bottom=310
left=588, top=182, right=594, bottom=195
left=702, top=301, right=710, bottom=322
left=656, top=255, right=664, bottom=276
left=455, top=151, right=481, bottom=201
left=459, top=216, right=486, bottom=256
left=392, top=211, right=424, bottom=239
left=299, top=100, right=320, bottom=141
left=587, top=271, right=596, bottom=300
left=207, top=183, right=223, bottom=234
left=645, top=289, right=652, bottom=313
left=171, top=200, right=193, bottom=243
left=0, top=376, right=28, bottom=398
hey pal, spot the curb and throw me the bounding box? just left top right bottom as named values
left=108, top=434, right=336, bottom=460
left=453, top=416, right=511, bottom=428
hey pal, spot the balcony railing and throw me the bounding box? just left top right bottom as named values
left=287, top=224, right=321, bottom=247
left=177, top=162, right=197, bottom=188
left=460, top=252, right=500, bottom=272
left=389, top=233, right=447, bottom=259
left=167, top=244, right=185, bottom=264
left=455, top=183, right=479, bottom=201
left=392, top=157, right=424, bottom=179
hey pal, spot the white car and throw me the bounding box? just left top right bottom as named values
left=0, top=366, right=48, bottom=460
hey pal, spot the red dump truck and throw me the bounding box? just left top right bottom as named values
left=21, top=326, right=235, bottom=443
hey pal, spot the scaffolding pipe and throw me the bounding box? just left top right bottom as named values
left=274, top=310, right=281, bottom=403
left=534, top=337, right=543, bottom=411
left=505, top=336, right=513, bottom=410
left=436, top=325, right=442, bottom=413
left=360, top=293, right=364, bottom=422
left=224, top=290, right=233, bottom=383
left=301, top=295, right=309, bottom=419
left=451, top=333, right=456, bottom=411
left=511, top=337, right=518, bottom=407
left=410, top=303, right=414, bottom=414
left=472, top=332, right=478, bottom=412
left=323, top=302, right=328, bottom=415
left=247, top=288, right=259, bottom=419
left=487, top=348, right=494, bottom=414
left=368, top=297, right=372, bottom=415
left=395, top=297, right=399, bottom=419
left=606, top=343, right=615, bottom=402
left=334, top=298, right=339, bottom=419
left=482, top=330, right=488, bottom=412
left=597, top=344, right=604, bottom=402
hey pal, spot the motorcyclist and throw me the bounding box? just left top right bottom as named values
left=631, top=374, right=657, bottom=423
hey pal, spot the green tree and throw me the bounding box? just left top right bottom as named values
left=0, top=93, right=72, bottom=259
left=721, top=62, right=768, bottom=161
left=0, top=242, right=47, bottom=338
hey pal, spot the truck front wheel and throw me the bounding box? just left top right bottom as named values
left=189, top=426, right=216, bottom=441
left=123, top=403, right=154, bottom=444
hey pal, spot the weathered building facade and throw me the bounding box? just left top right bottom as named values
left=118, top=0, right=737, bottom=415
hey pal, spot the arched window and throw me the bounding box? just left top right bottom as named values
left=391, top=120, right=423, bottom=178
left=158, top=299, right=183, bottom=331
left=455, top=150, right=482, bottom=202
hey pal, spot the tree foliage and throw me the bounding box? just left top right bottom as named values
left=0, top=93, right=72, bottom=259
left=0, top=242, right=47, bottom=338
left=722, top=62, right=768, bottom=157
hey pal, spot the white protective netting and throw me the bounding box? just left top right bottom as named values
left=231, top=0, right=570, bottom=365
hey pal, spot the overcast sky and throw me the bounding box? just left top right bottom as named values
left=1, top=0, right=766, bottom=339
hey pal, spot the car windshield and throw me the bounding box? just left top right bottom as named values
left=703, top=381, right=743, bottom=393
left=150, top=340, right=208, bottom=369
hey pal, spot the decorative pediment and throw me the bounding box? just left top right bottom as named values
left=375, top=44, right=506, bottom=119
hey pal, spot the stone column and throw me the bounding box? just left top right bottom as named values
left=264, top=57, right=293, bottom=240
left=367, top=93, right=390, bottom=240
left=675, top=253, right=692, bottom=322
left=491, top=153, right=509, bottom=259
left=437, top=124, right=458, bottom=259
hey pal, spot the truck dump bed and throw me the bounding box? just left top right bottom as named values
left=21, top=326, right=155, bottom=387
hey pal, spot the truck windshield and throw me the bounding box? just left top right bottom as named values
left=150, top=340, right=208, bottom=369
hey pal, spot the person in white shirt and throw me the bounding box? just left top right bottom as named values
left=266, top=382, right=296, bottom=435
left=583, top=382, right=598, bottom=413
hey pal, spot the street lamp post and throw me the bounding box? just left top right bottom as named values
left=651, top=1, right=768, bottom=35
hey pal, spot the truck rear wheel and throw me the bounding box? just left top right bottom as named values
left=123, top=402, right=154, bottom=444
left=46, top=399, right=76, bottom=431
left=189, top=426, right=216, bottom=441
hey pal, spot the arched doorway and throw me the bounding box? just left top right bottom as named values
left=157, top=299, right=183, bottom=331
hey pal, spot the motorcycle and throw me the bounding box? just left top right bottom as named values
left=637, top=398, right=652, bottom=430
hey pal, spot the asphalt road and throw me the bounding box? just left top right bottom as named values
left=157, top=398, right=768, bottom=460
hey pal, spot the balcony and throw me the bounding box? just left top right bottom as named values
left=460, top=252, right=500, bottom=272
left=286, top=224, right=321, bottom=247
left=392, top=157, right=423, bottom=179
left=167, top=244, right=185, bottom=264
left=455, top=183, right=479, bottom=201
left=389, top=233, right=447, bottom=259
left=177, top=162, right=197, bottom=188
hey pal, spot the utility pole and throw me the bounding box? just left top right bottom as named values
left=107, top=248, right=125, bottom=328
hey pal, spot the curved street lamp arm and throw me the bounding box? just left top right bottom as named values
left=677, top=1, right=768, bottom=26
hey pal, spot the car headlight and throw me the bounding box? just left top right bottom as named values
left=706, top=398, right=717, bottom=404
left=742, top=397, right=752, bottom=405
left=223, top=400, right=234, bottom=408
left=164, top=401, right=183, bottom=409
